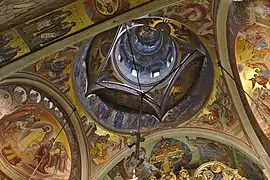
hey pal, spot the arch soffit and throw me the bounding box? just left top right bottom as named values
left=215, top=0, right=270, bottom=169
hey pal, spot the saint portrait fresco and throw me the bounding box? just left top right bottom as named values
left=0, top=29, right=29, bottom=67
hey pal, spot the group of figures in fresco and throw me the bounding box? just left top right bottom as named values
left=0, top=0, right=217, bottom=63
left=0, top=0, right=148, bottom=62
left=108, top=137, right=264, bottom=180
left=80, top=116, right=126, bottom=165
left=17, top=10, right=76, bottom=49
left=32, top=46, right=78, bottom=93
left=0, top=34, right=22, bottom=66
left=232, top=0, right=270, bottom=138
left=162, top=0, right=215, bottom=46
left=0, top=85, right=74, bottom=179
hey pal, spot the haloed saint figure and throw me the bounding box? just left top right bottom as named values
left=95, top=0, right=120, bottom=16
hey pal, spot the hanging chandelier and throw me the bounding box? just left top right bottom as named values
left=148, top=161, right=247, bottom=180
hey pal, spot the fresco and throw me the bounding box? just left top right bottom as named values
left=227, top=0, right=270, bottom=140
left=0, top=84, right=81, bottom=179
left=0, top=0, right=76, bottom=31
left=156, top=0, right=215, bottom=47
left=16, top=1, right=93, bottom=50
left=107, top=137, right=264, bottom=180
left=80, top=116, right=127, bottom=165
left=24, top=45, right=79, bottom=94
left=0, top=0, right=150, bottom=64
left=185, top=76, right=246, bottom=142
left=23, top=42, right=133, bottom=167
left=0, top=29, right=29, bottom=67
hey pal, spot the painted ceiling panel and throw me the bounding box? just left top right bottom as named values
left=227, top=0, right=270, bottom=142
left=0, top=0, right=76, bottom=31
left=0, top=0, right=151, bottom=68
left=0, top=84, right=81, bottom=179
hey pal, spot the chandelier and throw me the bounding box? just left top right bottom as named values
left=148, top=161, right=247, bottom=180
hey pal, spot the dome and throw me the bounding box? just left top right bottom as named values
left=113, top=25, right=177, bottom=86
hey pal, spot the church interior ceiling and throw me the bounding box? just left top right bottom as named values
left=227, top=0, right=270, bottom=143
left=0, top=0, right=269, bottom=179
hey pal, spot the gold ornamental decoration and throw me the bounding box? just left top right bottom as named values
left=194, top=161, right=247, bottom=180
left=149, top=161, right=247, bottom=180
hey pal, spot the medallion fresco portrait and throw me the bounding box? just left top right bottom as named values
left=0, top=84, right=81, bottom=179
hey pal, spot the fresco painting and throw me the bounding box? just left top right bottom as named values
left=185, top=76, right=246, bottom=142
left=160, top=0, right=215, bottom=47
left=0, top=0, right=150, bottom=64
left=107, top=137, right=264, bottom=180
left=0, top=29, right=30, bottom=67
left=0, top=105, right=71, bottom=179
left=0, top=0, right=76, bottom=30
left=80, top=116, right=127, bottom=165
left=230, top=0, right=270, bottom=139
left=0, top=84, right=82, bottom=179
left=25, top=45, right=79, bottom=94
left=16, top=1, right=93, bottom=50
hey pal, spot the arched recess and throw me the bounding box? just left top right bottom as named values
left=0, top=72, right=90, bottom=180
left=92, top=127, right=264, bottom=179
left=215, top=0, right=270, bottom=173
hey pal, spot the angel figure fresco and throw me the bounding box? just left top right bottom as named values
left=205, top=95, right=235, bottom=130
left=89, top=134, right=110, bottom=164
left=89, top=129, right=125, bottom=165
left=35, top=51, right=72, bottom=93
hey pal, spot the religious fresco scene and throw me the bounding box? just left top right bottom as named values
left=0, top=84, right=81, bottom=179
left=227, top=0, right=270, bottom=142
left=107, top=137, right=263, bottom=180
left=0, top=0, right=151, bottom=66
left=0, top=0, right=270, bottom=180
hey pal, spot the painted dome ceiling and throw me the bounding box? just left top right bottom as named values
left=84, top=18, right=213, bottom=132
left=0, top=0, right=269, bottom=180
